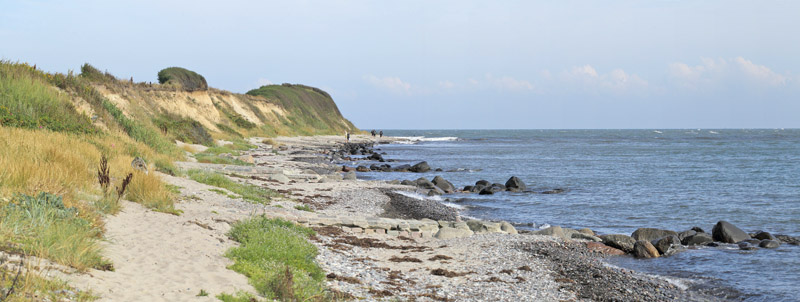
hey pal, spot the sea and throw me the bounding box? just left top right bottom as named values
left=354, top=129, right=800, bottom=302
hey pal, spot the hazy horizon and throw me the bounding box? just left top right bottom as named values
left=2, top=1, right=798, bottom=129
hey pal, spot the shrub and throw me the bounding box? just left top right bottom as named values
left=79, top=63, right=117, bottom=83
left=157, top=67, right=208, bottom=91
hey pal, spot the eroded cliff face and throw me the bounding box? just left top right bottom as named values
left=88, top=82, right=357, bottom=138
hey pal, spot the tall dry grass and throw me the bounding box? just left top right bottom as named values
left=0, top=126, right=175, bottom=212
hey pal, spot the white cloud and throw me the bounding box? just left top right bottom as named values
left=734, top=57, right=787, bottom=86
left=364, top=75, right=412, bottom=94
left=484, top=74, right=535, bottom=91
left=256, top=78, right=273, bottom=86
left=560, top=65, right=648, bottom=93
left=669, top=57, right=788, bottom=88
left=438, top=80, right=456, bottom=89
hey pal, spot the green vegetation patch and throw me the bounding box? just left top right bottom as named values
left=0, top=192, right=111, bottom=271
left=157, top=67, right=208, bottom=92
left=223, top=217, right=328, bottom=301
left=216, top=123, right=243, bottom=138
left=194, top=139, right=256, bottom=165
left=0, top=61, right=97, bottom=134
left=246, top=84, right=357, bottom=136
left=152, top=112, right=214, bottom=146
left=187, top=170, right=278, bottom=204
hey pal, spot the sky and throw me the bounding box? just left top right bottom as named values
left=2, top=0, right=799, bottom=129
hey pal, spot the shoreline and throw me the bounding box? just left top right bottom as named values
left=248, top=134, right=724, bottom=301
left=25, top=134, right=729, bottom=301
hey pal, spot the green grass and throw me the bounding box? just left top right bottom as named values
left=217, top=291, right=261, bottom=302
left=223, top=217, right=328, bottom=301
left=216, top=123, right=243, bottom=138
left=187, top=170, right=279, bottom=204
left=197, top=289, right=209, bottom=297
left=157, top=67, right=208, bottom=91
left=100, top=99, right=180, bottom=157
left=194, top=140, right=257, bottom=166
left=152, top=113, right=214, bottom=146
left=294, top=204, right=313, bottom=212
left=0, top=61, right=97, bottom=134
left=246, top=84, right=357, bottom=136
left=0, top=192, right=111, bottom=271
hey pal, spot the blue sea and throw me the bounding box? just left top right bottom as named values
left=356, top=129, right=800, bottom=301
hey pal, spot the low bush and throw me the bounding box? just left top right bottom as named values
left=157, top=67, right=208, bottom=91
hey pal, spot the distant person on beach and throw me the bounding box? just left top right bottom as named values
left=379, top=131, right=383, bottom=137
left=346, top=132, right=350, bottom=142
left=371, top=130, right=376, bottom=137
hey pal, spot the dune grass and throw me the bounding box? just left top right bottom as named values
left=0, top=61, right=96, bottom=134
left=0, top=192, right=110, bottom=271
left=0, top=266, right=96, bottom=302
left=223, top=217, right=329, bottom=301
left=187, top=170, right=278, bottom=204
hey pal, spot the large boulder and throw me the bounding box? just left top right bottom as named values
left=652, top=235, right=681, bottom=255
left=410, top=161, right=431, bottom=173
left=677, top=230, right=697, bottom=243
left=466, top=221, right=502, bottom=234
left=633, top=240, right=660, bottom=258
left=434, top=227, right=474, bottom=239
left=415, top=177, right=437, bottom=190
left=599, top=234, right=636, bottom=253
left=534, top=226, right=569, bottom=241
left=368, top=152, right=384, bottom=161
left=393, top=164, right=411, bottom=172
left=712, top=221, right=751, bottom=243
left=499, top=221, right=518, bottom=234
left=631, top=228, right=678, bottom=242
left=432, top=176, right=456, bottom=193
left=758, top=240, right=781, bottom=249
left=683, top=233, right=713, bottom=245
left=475, top=180, right=490, bottom=187
left=586, top=242, right=625, bottom=256
left=505, top=176, right=527, bottom=192
left=356, top=165, right=370, bottom=172
left=478, top=188, right=494, bottom=195
left=752, top=231, right=777, bottom=241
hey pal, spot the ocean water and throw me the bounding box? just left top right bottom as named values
left=355, top=129, right=800, bottom=301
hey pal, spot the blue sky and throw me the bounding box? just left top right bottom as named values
left=2, top=0, right=798, bottom=129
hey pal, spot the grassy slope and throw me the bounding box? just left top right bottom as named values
left=1, top=60, right=359, bottom=300
left=246, top=84, right=358, bottom=136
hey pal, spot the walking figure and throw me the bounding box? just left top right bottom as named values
left=346, top=131, right=350, bottom=142
left=379, top=131, right=383, bottom=138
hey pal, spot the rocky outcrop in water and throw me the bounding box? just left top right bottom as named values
left=712, top=221, right=751, bottom=243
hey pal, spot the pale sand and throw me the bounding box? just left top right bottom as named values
left=64, top=174, right=258, bottom=301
